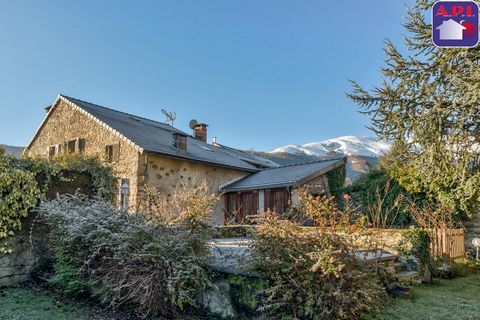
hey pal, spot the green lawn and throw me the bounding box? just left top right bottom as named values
left=0, top=287, right=97, bottom=320
left=2, top=274, right=480, bottom=320
left=378, top=273, right=480, bottom=320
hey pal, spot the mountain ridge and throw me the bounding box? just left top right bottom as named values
left=269, top=136, right=391, bottom=158
left=251, top=136, right=390, bottom=183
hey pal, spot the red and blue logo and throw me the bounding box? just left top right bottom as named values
left=432, top=1, right=479, bottom=47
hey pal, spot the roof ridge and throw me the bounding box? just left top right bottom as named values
left=60, top=94, right=177, bottom=130
left=262, top=157, right=345, bottom=170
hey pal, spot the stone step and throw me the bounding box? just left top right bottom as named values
left=394, top=270, right=420, bottom=283
left=354, top=250, right=398, bottom=263
left=393, top=262, right=407, bottom=273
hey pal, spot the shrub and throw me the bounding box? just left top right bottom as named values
left=252, top=193, right=386, bottom=320
left=228, top=275, right=267, bottom=315
left=140, top=178, right=220, bottom=229
left=342, top=168, right=420, bottom=227
left=0, top=154, right=42, bottom=253
left=398, top=228, right=432, bottom=282
left=433, top=259, right=480, bottom=279
left=39, top=191, right=213, bottom=318
left=326, top=163, right=346, bottom=195
left=0, top=153, right=116, bottom=252
left=16, top=154, right=117, bottom=201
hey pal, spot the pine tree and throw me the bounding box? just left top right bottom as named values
left=348, top=0, right=480, bottom=218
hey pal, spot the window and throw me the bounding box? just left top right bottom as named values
left=105, top=143, right=120, bottom=162
left=67, top=140, right=76, bottom=154
left=48, top=144, right=62, bottom=159
left=173, top=133, right=187, bottom=151
left=49, top=138, right=85, bottom=159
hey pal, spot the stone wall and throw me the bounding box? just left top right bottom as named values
left=25, top=100, right=141, bottom=208
left=349, top=228, right=408, bottom=254
left=141, top=154, right=249, bottom=225
left=0, top=215, right=50, bottom=287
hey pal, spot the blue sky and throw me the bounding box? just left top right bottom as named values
left=0, top=0, right=414, bottom=151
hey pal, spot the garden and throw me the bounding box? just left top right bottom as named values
left=2, top=0, right=480, bottom=319
left=0, top=142, right=479, bottom=319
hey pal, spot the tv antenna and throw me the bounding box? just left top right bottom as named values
left=161, top=109, right=176, bottom=126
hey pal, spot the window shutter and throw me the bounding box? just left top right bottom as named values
left=113, top=143, right=120, bottom=161
left=264, top=189, right=271, bottom=211
left=78, top=139, right=86, bottom=153
left=49, top=146, right=56, bottom=159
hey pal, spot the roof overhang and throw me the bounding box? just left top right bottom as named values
left=223, top=182, right=294, bottom=193
left=293, top=157, right=346, bottom=187
left=144, top=150, right=260, bottom=173
left=221, top=157, right=347, bottom=193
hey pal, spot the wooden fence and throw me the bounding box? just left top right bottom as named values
left=427, top=228, right=465, bottom=260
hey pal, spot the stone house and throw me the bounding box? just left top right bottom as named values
left=25, top=94, right=345, bottom=225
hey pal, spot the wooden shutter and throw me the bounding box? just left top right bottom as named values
left=78, top=139, right=86, bottom=153
left=49, top=146, right=56, bottom=159
left=252, top=192, right=258, bottom=214
left=112, top=143, right=120, bottom=161
left=264, top=189, right=271, bottom=211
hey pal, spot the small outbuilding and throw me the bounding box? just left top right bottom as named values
left=221, top=158, right=346, bottom=223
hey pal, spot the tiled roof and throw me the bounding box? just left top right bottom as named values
left=57, top=95, right=274, bottom=171
left=221, top=158, right=346, bottom=191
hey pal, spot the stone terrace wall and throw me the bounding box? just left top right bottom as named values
left=0, top=215, right=50, bottom=287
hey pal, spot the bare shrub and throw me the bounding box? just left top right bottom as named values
left=139, top=178, right=220, bottom=229
left=367, top=181, right=405, bottom=229
left=39, top=191, right=213, bottom=318
left=252, top=190, right=386, bottom=320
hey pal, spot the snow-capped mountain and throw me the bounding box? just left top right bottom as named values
left=270, top=136, right=391, bottom=158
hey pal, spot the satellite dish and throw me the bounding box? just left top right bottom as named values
left=189, top=119, right=199, bottom=129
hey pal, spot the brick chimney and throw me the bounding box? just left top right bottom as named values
left=193, top=123, right=208, bottom=143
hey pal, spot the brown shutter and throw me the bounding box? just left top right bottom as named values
left=113, top=143, right=120, bottom=161
left=284, top=188, right=290, bottom=209
left=79, top=139, right=86, bottom=153
left=264, top=189, right=271, bottom=211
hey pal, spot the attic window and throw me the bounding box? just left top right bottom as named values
left=200, top=146, right=213, bottom=152
left=67, top=140, right=76, bottom=154
left=48, top=138, right=85, bottom=159
left=106, top=143, right=120, bottom=162
left=173, top=133, right=187, bottom=151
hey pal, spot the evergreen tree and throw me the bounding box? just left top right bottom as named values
left=348, top=0, right=480, bottom=218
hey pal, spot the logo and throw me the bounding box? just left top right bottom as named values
left=432, top=1, right=479, bottom=47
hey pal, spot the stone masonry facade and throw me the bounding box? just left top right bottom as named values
left=26, top=100, right=142, bottom=208
left=143, top=155, right=249, bottom=224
